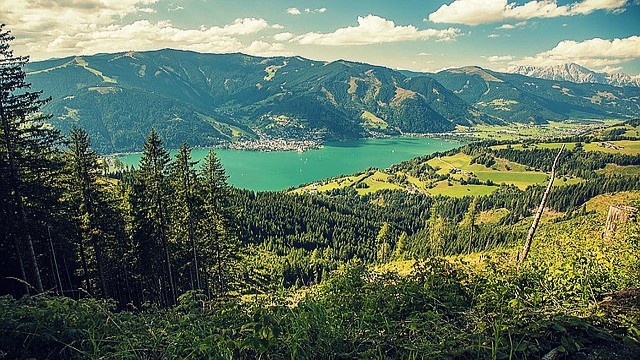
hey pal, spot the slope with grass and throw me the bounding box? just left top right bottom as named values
left=297, top=147, right=583, bottom=197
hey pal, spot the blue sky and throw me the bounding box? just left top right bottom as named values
left=3, top=0, right=639, bottom=75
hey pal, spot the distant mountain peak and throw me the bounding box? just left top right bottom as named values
left=507, top=63, right=640, bottom=87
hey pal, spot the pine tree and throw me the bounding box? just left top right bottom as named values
left=427, top=204, right=447, bottom=256
left=461, top=197, right=478, bottom=254
left=199, top=150, right=239, bottom=296
left=169, top=142, right=201, bottom=292
left=131, top=129, right=175, bottom=306
left=63, top=126, right=110, bottom=297
left=0, top=24, right=62, bottom=294
left=375, top=222, right=392, bottom=263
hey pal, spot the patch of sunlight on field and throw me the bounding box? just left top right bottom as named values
left=428, top=182, right=498, bottom=197
left=597, top=164, right=640, bottom=176
left=584, top=191, right=640, bottom=215
left=477, top=208, right=510, bottom=224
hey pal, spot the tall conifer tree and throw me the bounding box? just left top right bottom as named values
left=132, top=129, right=175, bottom=306
left=169, top=142, right=201, bottom=291
left=64, top=126, right=109, bottom=297
left=199, top=150, right=239, bottom=296
left=0, top=24, right=61, bottom=294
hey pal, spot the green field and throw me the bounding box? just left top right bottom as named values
left=492, top=140, right=640, bottom=156
left=427, top=182, right=498, bottom=197
left=296, top=146, right=588, bottom=197
left=456, top=120, right=622, bottom=141
left=426, top=153, right=570, bottom=190
left=597, top=164, right=640, bottom=176
left=355, top=171, right=403, bottom=195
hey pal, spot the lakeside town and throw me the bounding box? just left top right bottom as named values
left=223, top=138, right=323, bottom=152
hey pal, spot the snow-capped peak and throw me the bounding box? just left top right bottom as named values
left=507, top=63, right=640, bottom=87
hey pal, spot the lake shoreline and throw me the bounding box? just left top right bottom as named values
left=105, top=135, right=465, bottom=157
left=116, top=137, right=462, bottom=191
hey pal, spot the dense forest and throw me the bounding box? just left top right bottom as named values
left=2, top=25, right=640, bottom=359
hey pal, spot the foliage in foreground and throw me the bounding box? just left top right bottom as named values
left=1, top=215, right=638, bottom=359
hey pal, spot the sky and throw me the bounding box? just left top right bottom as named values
left=2, top=0, right=639, bottom=75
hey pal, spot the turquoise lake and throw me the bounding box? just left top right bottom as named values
left=118, top=137, right=461, bottom=191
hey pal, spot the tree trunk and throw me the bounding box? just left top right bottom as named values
left=604, top=205, right=638, bottom=238
left=519, top=144, right=565, bottom=263
left=47, top=225, right=64, bottom=295
left=1, top=102, right=43, bottom=293
left=11, top=229, right=28, bottom=294
left=158, top=200, right=176, bottom=305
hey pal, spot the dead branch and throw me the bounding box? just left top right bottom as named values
left=519, top=144, right=565, bottom=263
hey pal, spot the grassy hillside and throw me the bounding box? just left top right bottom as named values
left=296, top=147, right=584, bottom=197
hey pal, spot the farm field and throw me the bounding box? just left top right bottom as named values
left=296, top=150, right=582, bottom=197
left=597, top=164, right=640, bottom=176
left=455, top=120, right=622, bottom=141
left=492, top=139, right=640, bottom=155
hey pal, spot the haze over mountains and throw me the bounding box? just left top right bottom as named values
left=26, top=49, right=640, bottom=153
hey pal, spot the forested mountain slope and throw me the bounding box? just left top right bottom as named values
left=26, top=49, right=640, bottom=153
left=431, top=66, right=640, bottom=124
left=26, top=49, right=489, bottom=153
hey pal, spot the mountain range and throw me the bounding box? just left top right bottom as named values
left=507, top=63, right=640, bottom=88
left=25, top=49, right=640, bottom=153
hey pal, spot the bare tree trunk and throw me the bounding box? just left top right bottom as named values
left=78, top=237, right=92, bottom=294
left=48, top=225, right=64, bottom=295
left=11, top=230, right=28, bottom=294
left=519, top=145, right=565, bottom=263
left=158, top=201, right=176, bottom=305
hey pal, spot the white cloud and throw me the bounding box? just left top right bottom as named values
left=2, top=0, right=167, bottom=57
left=496, top=21, right=526, bottom=29
left=46, top=19, right=271, bottom=54
left=273, top=32, right=295, bottom=42
left=295, top=15, right=461, bottom=46
left=418, top=52, right=432, bottom=56
left=303, top=8, right=327, bottom=14
left=2, top=1, right=289, bottom=59
left=512, top=36, right=640, bottom=68
left=244, top=41, right=290, bottom=57
left=597, top=65, right=623, bottom=73
left=429, top=0, right=506, bottom=25
left=168, top=5, right=184, bottom=12
left=428, top=0, right=627, bottom=26
left=485, top=55, right=514, bottom=62
left=286, top=7, right=301, bottom=15
left=272, top=24, right=285, bottom=29
left=488, top=33, right=500, bottom=38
